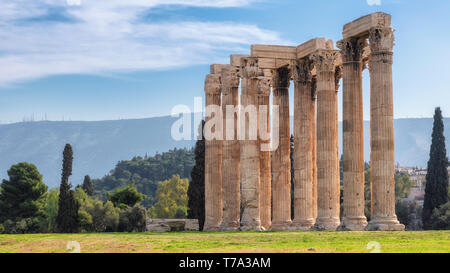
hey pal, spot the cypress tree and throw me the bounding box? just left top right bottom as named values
left=188, top=121, right=205, bottom=230
left=82, top=175, right=94, bottom=196
left=56, top=144, right=79, bottom=233
left=423, top=107, right=449, bottom=229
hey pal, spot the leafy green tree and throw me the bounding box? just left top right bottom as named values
left=82, top=175, right=94, bottom=196
left=188, top=121, right=205, bottom=230
left=75, top=187, right=119, bottom=232
left=44, top=188, right=59, bottom=232
left=118, top=204, right=147, bottom=232
left=56, top=144, right=80, bottom=233
left=430, top=201, right=450, bottom=230
left=107, top=182, right=145, bottom=208
left=423, top=107, right=450, bottom=229
left=150, top=175, right=189, bottom=219
left=0, top=162, right=48, bottom=233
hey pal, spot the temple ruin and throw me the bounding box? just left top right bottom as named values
left=203, top=12, right=405, bottom=231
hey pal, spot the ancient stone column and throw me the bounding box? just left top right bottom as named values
left=337, top=37, right=368, bottom=231
left=239, top=57, right=264, bottom=231
left=203, top=73, right=223, bottom=231
left=311, top=76, right=318, bottom=220
left=220, top=65, right=240, bottom=231
left=257, top=76, right=272, bottom=230
left=312, top=50, right=341, bottom=230
left=292, top=59, right=315, bottom=230
left=367, top=27, right=404, bottom=231
left=271, top=66, right=292, bottom=230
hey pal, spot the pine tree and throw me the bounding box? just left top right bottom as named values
left=56, top=144, right=80, bottom=233
left=82, top=175, right=94, bottom=196
left=423, top=107, right=449, bottom=229
left=0, top=163, right=48, bottom=230
left=188, top=121, right=205, bottom=230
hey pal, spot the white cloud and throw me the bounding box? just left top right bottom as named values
left=0, top=0, right=286, bottom=86
left=366, top=0, right=381, bottom=6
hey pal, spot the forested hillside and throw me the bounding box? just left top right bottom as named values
left=93, top=148, right=195, bottom=208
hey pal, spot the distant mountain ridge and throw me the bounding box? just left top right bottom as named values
left=0, top=116, right=446, bottom=187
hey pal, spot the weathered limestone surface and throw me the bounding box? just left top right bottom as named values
left=257, top=76, right=272, bottom=230
left=203, top=73, right=223, bottom=231
left=292, top=59, right=315, bottom=230
left=366, top=27, right=404, bottom=231
left=311, top=77, right=318, bottom=220
left=338, top=37, right=368, bottom=231
left=220, top=65, right=241, bottom=231
left=297, top=38, right=334, bottom=59
left=146, top=219, right=199, bottom=232
left=239, top=57, right=264, bottom=231
left=271, top=66, right=292, bottom=230
left=312, top=50, right=341, bottom=230
left=343, top=12, right=391, bottom=39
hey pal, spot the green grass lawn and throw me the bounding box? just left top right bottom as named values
left=0, top=231, right=448, bottom=253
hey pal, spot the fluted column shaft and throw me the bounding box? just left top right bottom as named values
left=339, top=38, right=368, bottom=230
left=367, top=27, right=404, bottom=231
left=257, top=77, right=272, bottom=230
left=220, top=66, right=240, bottom=231
left=311, top=77, right=318, bottom=220
left=239, top=57, right=263, bottom=231
left=271, top=66, right=292, bottom=230
left=313, top=50, right=341, bottom=230
left=204, top=73, right=223, bottom=231
left=292, top=60, right=315, bottom=229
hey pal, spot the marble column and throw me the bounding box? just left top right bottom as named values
left=203, top=73, right=223, bottom=231
left=220, top=65, right=241, bottom=231
left=257, top=76, right=272, bottom=230
left=311, top=76, right=318, bottom=220
left=292, top=59, right=315, bottom=230
left=271, top=66, right=292, bottom=230
left=337, top=37, right=368, bottom=230
left=367, top=27, right=404, bottom=231
left=312, top=50, right=341, bottom=230
left=239, top=57, right=264, bottom=231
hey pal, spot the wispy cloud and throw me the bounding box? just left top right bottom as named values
left=366, top=0, right=381, bottom=6
left=0, top=0, right=286, bottom=86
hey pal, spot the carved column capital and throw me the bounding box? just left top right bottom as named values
left=240, top=57, right=261, bottom=79
left=221, top=66, right=239, bottom=95
left=257, top=76, right=271, bottom=97
left=311, top=50, right=340, bottom=73
left=369, top=27, right=395, bottom=54
left=272, top=65, right=291, bottom=89
left=204, top=74, right=221, bottom=95
left=337, top=37, right=367, bottom=64
left=291, top=58, right=314, bottom=84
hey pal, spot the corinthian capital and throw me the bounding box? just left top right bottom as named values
left=337, top=37, right=367, bottom=63
left=257, top=77, right=271, bottom=97
left=221, top=65, right=240, bottom=91
left=240, top=57, right=260, bottom=79
left=311, top=50, right=339, bottom=73
left=369, top=27, right=395, bottom=53
left=291, top=58, right=313, bottom=84
left=204, top=74, right=221, bottom=95
left=272, top=65, right=290, bottom=89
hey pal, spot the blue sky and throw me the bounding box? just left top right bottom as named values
left=0, top=0, right=449, bottom=123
